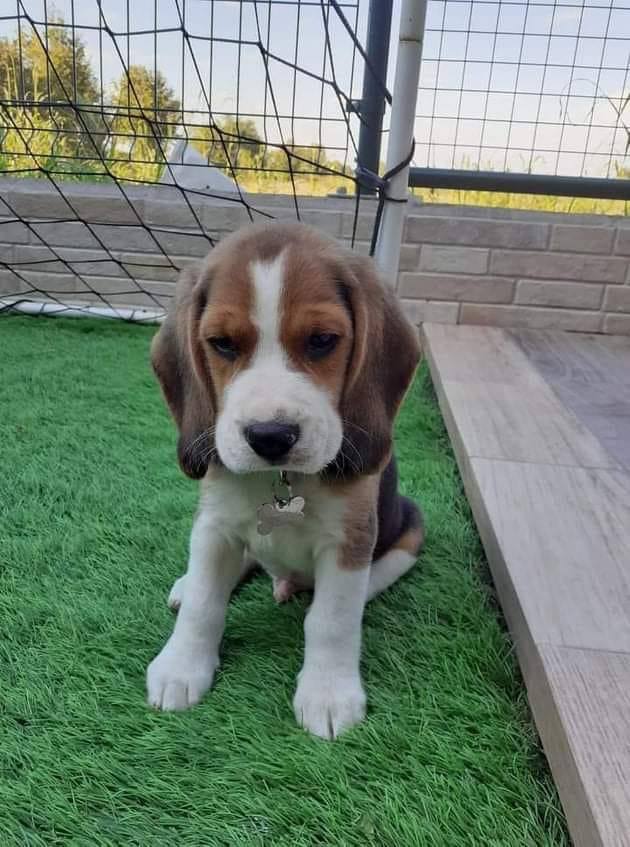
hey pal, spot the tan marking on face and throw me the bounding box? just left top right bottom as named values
left=195, top=222, right=356, bottom=419
left=336, top=475, right=380, bottom=570
left=280, top=243, right=353, bottom=401
left=194, top=231, right=280, bottom=409
left=177, top=221, right=419, bottom=478
left=198, top=308, right=257, bottom=411
left=155, top=218, right=419, bottom=484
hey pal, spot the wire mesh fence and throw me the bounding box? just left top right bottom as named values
left=0, top=0, right=380, bottom=321
left=415, top=0, right=630, bottom=180
left=3, top=0, right=630, bottom=323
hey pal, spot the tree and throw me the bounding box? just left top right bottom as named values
left=284, top=142, right=330, bottom=174
left=191, top=116, right=262, bottom=171
left=109, top=65, right=180, bottom=171
left=262, top=140, right=334, bottom=176
left=0, top=20, right=106, bottom=161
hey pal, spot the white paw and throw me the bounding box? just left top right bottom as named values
left=147, top=637, right=218, bottom=711
left=167, top=575, right=186, bottom=611
left=293, top=670, right=366, bottom=739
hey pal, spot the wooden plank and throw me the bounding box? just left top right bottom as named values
left=512, top=330, right=630, bottom=471
left=423, top=324, right=618, bottom=469
left=512, top=330, right=630, bottom=390
left=422, top=322, right=542, bottom=385
left=422, top=323, right=630, bottom=847
left=445, top=382, right=618, bottom=467
left=598, top=434, right=630, bottom=472
left=529, top=646, right=630, bottom=847
left=470, top=458, right=630, bottom=653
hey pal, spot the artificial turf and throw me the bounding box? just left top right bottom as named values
left=0, top=315, right=569, bottom=846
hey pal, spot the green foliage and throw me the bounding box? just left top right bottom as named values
left=0, top=19, right=106, bottom=168
left=191, top=115, right=263, bottom=170
left=108, top=64, right=181, bottom=182
left=189, top=118, right=351, bottom=194
left=412, top=186, right=630, bottom=216
left=0, top=21, right=180, bottom=183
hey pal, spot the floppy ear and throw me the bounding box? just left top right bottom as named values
left=335, top=254, right=421, bottom=476
left=150, top=262, right=216, bottom=479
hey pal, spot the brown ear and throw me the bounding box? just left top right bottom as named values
left=334, top=254, right=421, bottom=477
left=151, top=262, right=216, bottom=479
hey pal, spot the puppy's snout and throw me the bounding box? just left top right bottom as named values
left=243, top=421, right=300, bottom=462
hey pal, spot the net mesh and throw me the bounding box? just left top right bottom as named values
left=416, top=0, right=630, bottom=179
left=0, top=0, right=381, bottom=322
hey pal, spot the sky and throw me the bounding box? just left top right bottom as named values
left=2, top=0, right=629, bottom=178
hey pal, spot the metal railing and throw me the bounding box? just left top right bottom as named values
left=404, top=0, right=630, bottom=199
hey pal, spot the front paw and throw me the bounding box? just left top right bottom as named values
left=167, top=575, right=186, bottom=611
left=147, top=638, right=218, bottom=711
left=293, top=670, right=366, bottom=739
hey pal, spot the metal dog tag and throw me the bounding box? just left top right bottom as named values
left=257, top=497, right=305, bottom=535
left=256, top=472, right=305, bottom=535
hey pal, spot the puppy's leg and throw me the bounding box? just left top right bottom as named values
left=293, top=551, right=370, bottom=739
left=367, top=514, right=424, bottom=601
left=147, top=509, right=244, bottom=711
left=167, top=574, right=187, bottom=611
left=168, top=554, right=254, bottom=611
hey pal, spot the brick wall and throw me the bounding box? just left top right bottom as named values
left=1, top=178, right=629, bottom=335
left=399, top=207, right=630, bottom=335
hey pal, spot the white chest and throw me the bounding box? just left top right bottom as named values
left=200, top=472, right=345, bottom=580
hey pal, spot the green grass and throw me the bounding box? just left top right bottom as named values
left=0, top=316, right=568, bottom=847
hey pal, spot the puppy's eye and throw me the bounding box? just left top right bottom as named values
left=208, top=336, right=238, bottom=360
left=306, top=332, right=339, bottom=359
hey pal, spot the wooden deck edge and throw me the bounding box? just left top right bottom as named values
left=421, top=323, right=601, bottom=847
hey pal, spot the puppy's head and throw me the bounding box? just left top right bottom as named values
left=151, top=223, right=420, bottom=479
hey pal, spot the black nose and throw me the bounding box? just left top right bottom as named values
left=243, top=421, right=300, bottom=462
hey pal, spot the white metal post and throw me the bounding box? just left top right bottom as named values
left=374, top=0, right=427, bottom=283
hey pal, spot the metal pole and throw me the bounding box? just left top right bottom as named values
left=355, top=0, right=393, bottom=195
left=408, top=166, right=630, bottom=201
left=374, top=0, right=426, bottom=282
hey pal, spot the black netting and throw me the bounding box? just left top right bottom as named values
left=0, top=0, right=388, bottom=323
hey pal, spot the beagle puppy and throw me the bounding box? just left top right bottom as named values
left=147, top=222, right=423, bottom=739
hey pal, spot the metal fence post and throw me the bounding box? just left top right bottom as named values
left=374, top=0, right=427, bottom=282
left=355, top=0, right=393, bottom=194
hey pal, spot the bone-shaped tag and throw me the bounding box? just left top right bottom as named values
left=257, top=496, right=305, bottom=536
